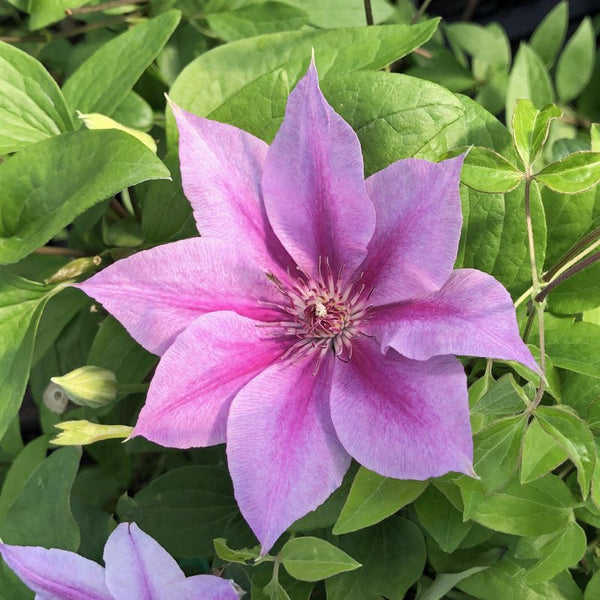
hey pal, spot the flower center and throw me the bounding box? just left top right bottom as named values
left=262, top=258, right=372, bottom=372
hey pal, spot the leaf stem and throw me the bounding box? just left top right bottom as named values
left=363, top=0, right=373, bottom=25
left=523, top=177, right=546, bottom=410
left=544, top=227, right=600, bottom=282
left=34, top=246, right=86, bottom=257
left=412, top=0, right=433, bottom=24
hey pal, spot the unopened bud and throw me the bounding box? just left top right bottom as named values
left=44, top=255, right=102, bottom=285
left=77, top=111, right=157, bottom=152
left=51, top=420, right=133, bottom=446
left=43, top=382, right=69, bottom=414
left=51, top=366, right=117, bottom=408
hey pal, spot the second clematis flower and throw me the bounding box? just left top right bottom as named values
left=78, top=62, right=537, bottom=553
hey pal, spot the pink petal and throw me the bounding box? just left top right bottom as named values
left=226, top=356, right=350, bottom=553
left=0, top=543, right=111, bottom=600
left=167, top=575, right=241, bottom=600
left=171, top=102, right=292, bottom=271
left=133, top=311, right=284, bottom=449
left=360, top=155, right=464, bottom=305
left=369, top=268, right=539, bottom=372
left=104, top=523, right=185, bottom=600
left=76, top=238, right=281, bottom=356
left=330, top=339, right=473, bottom=479
left=261, top=62, right=375, bottom=278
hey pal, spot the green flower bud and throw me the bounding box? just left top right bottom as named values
left=51, top=366, right=117, bottom=408
left=51, top=420, right=133, bottom=446
left=77, top=111, right=157, bottom=152
left=44, top=256, right=102, bottom=285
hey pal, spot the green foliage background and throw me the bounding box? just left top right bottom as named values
left=1, top=0, right=600, bottom=598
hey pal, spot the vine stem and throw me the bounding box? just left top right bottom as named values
left=363, top=0, right=374, bottom=25
left=524, top=177, right=546, bottom=411
left=34, top=246, right=86, bottom=257
left=412, top=0, right=433, bottom=24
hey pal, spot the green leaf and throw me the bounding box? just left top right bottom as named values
left=0, top=40, right=73, bottom=153
left=279, top=0, right=393, bottom=28
left=415, top=486, right=472, bottom=553
left=28, top=0, right=88, bottom=30
left=541, top=315, right=600, bottom=378
left=529, top=1, right=568, bottom=67
left=0, top=436, right=47, bottom=524
left=333, top=468, right=427, bottom=534
left=512, top=100, right=562, bottom=168
left=168, top=19, right=440, bottom=142
left=460, top=146, right=523, bottom=193
left=0, top=273, right=53, bottom=438
left=213, top=538, right=260, bottom=564
left=116, top=465, right=253, bottom=557
left=263, top=579, right=291, bottom=600
left=549, top=262, right=600, bottom=315
left=472, top=415, right=528, bottom=492
left=536, top=405, right=596, bottom=498
left=0, top=129, right=170, bottom=265
left=458, top=559, right=583, bottom=600
left=0, top=446, right=81, bottom=550
left=592, top=123, right=600, bottom=152
left=556, top=17, right=596, bottom=103
left=506, top=43, right=553, bottom=127
left=471, top=374, right=528, bottom=417
left=419, top=567, right=489, bottom=600
left=520, top=520, right=586, bottom=584
left=445, top=22, right=510, bottom=71
left=207, top=2, right=308, bottom=42
left=112, top=91, right=154, bottom=132
left=536, top=151, right=600, bottom=194
left=521, top=418, right=568, bottom=484
left=326, top=518, right=425, bottom=600
left=471, top=475, right=573, bottom=536
left=280, top=537, right=360, bottom=582
left=586, top=571, right=600, bottom=600
left=63, top=11, right=181, bottom=115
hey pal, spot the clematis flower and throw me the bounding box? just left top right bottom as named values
left=77, top=62, right=537, bottom=553
left=0, top=522, right=240, bottom=599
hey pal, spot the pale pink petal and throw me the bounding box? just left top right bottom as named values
left=171, top=102, right=292, bottom=271
left=360, top=155, right=464, bottom=305
left=76, top=238, right=281, bottom=356
left=227, top=356, right=350, bottom=553
left=104, top=523, right=184, bottom=600
left=261, top=62, right=375, bottom=278
left=166, top=575, right=241, bottom=600
left=133, top=311, right=284, bottom=449
left=369, top=269, right=539, bottom=372
left=330, top=340, right=473, bottom=479
left=0, top=543, right=111, bottom=600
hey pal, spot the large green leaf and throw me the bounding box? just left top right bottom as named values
left=556, top=17, right=595, bottom=103
left=460, top=146, right=523, bottom=193
left=520, top=419, right=568, bottom=484
left=536, top=151, right=600, bottom=194
left=0, top=129, right=170, bottom=265
left=168, top=19, right=440, bottom=143
left=28, top=0, right=88, bottom=30
left=0, top=446, right=81, bottom=550
left=529, top=1, right=568, bottom=67
left=116, top=465, right=253, bottom=557
left=63, top=11, right=181, bottom=115
left=445, top=22, right=510, bottom=71
left=326, top=518, right=425, bottom=600
left=0, top=273, right=54, bottom=438
left=0, top=41, right=73, bottom=154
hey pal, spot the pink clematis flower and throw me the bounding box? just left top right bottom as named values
left=77, top=63, right=537, bottom=553
left=0, top=522, right=241, bottom=599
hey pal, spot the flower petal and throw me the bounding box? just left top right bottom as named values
left=369, top=268, right=539, bottom=372
left=0, top=543, right=111, bottom=600
left=261, top=62, right=375, bottom=278
left=227, top=356, right=350, bottom=553
left=133, top=311, right=284, bottom=449
left=330, top=340, right=473, bottom=479
left=104, top=523, right=184, bottom=600
left=166, top=575, right=241, bottom=600
left=360, top=155, right=464, bottom=305
left=171, top=102, right=292, bottom=270
left=76, top=238, right=281, bottom=356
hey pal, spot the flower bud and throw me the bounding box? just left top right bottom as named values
left=51, top=366, right=117, bottom=408
left=77, top=111, right=157, bottom=152
left=44, top=255, right=102, bottom=285
left=51, top=420, right=133, bottom=446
